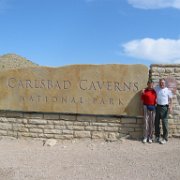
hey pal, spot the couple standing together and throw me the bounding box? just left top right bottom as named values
left=141, top=78, right=173, bottom=144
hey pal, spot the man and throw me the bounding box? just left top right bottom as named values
left=141, top=79, right=157, bottom=143
left=154, top=78, right=173, bottom=144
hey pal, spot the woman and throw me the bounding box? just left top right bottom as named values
left=141, top=79, right=157, bottom=143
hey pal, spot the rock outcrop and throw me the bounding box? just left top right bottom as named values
left=0, top=53, right=38, bottom=71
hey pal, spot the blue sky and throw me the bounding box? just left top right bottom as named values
left=1, top=0, right=180, bottom=67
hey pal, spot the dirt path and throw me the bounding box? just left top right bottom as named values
left=0, top=137, right=180, bottom=180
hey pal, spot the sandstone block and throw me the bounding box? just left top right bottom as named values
left=0, top=111, right=7, bottom=116
left=107, top=132, right=119, bottom=141
left=121, top=118, right=136, bottom=124
left=120, top=127, right=134, bottom=133
left=29, top=119, right=47, bottom=125
left=54, top=125, right=66, bottom=130
left=91, top=122, right=108, bottom=126
left=103, top=126, right=119, bottom=132
left=55, top=134, right=73, bottom=140
left=29, top=128, right=43, bottom=133
left=60, top=114, right=76, bottom=121
left=6, top=112, right=24, bottom=118
left=73, top=122, right=89, bottom=126
left=77, top=115, right=96, bottom=122
left=85, top=126, right=98, bottom=131
left=0, top=117, right=8, bottom=123
left=123, top=124, right=142, bottom=128
left=13, top=124, right=29, bottom=132
left=44, top=113, right=60, bottom=120
left=74, top=131, right=91, bottom=138
left=136, top=118, right=143, bottom=124
left=0, top=122, right=12, bottom=130
left=129, top=131, right=143, bottom=139
left=157, top=68, right=165, bottom=73
left=53, top=120, right=65, bottom=125
left=92, top=131, right=108, bottom=139
left=108, top=123, right=121, bottom=127
left=165, top=68, right=174, bottom=73
left=62, top=130, right=73, bottom=135
left=39, top=124, right=54, bottom=129
left=24, top=113, right=43, bottom=119
left=7, top=131, right=18, bottom=137
left=18, top=132, right=39, bottom=138
left=72, top=126, right=85, bottom=131
left=16, top=118, right=28, bottom=124
left=39, top=133, right=54, bottom=138
left=96, top=116, right=120, bottom=123
left=44, top=129, right=61, bottom=134
left=174, top=68, right=180, bottom=73
left=0, top=118, right=16, bottom=123
left=0, top=130, right=7, bottom=135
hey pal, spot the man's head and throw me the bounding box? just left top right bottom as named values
left=159, top=78, right=166, bottom=89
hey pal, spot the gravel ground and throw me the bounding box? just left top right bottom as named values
left=0, top=137, right=180, bottom=180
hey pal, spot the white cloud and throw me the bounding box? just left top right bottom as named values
left=128, top=0, right=180, bottom=9
left=122, top=38, right=180, bottom=63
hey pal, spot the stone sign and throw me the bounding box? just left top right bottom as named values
left=0, top=65, right=148, bottom=115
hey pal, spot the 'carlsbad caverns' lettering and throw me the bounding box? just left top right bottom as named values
left=79, top=80, right=139, bottom=92
left=7, top=78, right=71, bottom=89
left=7, top=78, right=139, bottom=92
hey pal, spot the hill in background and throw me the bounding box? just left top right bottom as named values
left=0, top=54, right=39, bottom=71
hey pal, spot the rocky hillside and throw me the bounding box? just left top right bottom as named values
left=0, top=54, right=39, bottom=71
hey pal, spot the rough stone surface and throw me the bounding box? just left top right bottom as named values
left=0, top=64, right=148, bottom=116
left=150, top=64, right=180, bottom=137
left=44, top=139, right=57, bottom=146
left=0, top=54, right=38, bottom=71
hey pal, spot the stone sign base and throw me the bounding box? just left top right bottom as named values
left=0, top=111, right=144, bottom=140
left=0, top=111, right=180, bottom=141
left=0, top=111, right=179, bottom=140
